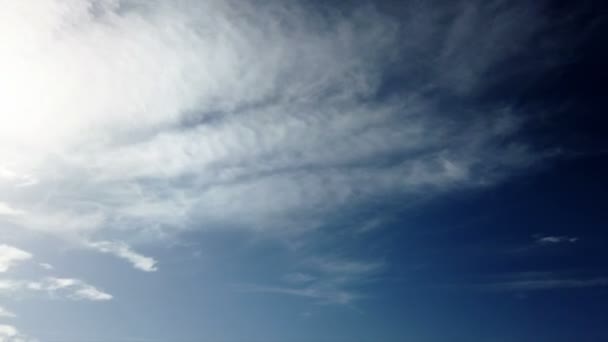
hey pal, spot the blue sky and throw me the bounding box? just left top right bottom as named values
left=0, top=0, right=606, bottom=341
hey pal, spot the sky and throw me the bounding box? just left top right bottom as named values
left=0, top=0, right=606, bottom=341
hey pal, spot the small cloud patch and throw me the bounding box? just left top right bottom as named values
left=0, top=277, right=112, bottom=302
left=535, top=235, right=579, bottom=245
left=0, top=245, right=32, bottom=273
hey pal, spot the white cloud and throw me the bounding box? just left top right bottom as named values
left=72, top=284, right=113, bottom=301
left=282, top=273, right=316, bottom=284
left=0, top=280, right=21, bottom=292
left=88, top=241, right=157, bottom=272
left=312, top=259, right=385, bottom=277
left=0, top=0, right=555, bottom=271
left=482, top=273, right=608, bottom=291
left=0, top=277, right=112, bottom=302
left=0, top=165, right=37, bottom=188
left=39, top=263, right=53, bottom=271
left=0, top=325, right=18, bottom=338
left=0, top=203, right=24, bottom=217
left=0, top=306, right=16, bottom=318
left=536, top=235, right=579, bottom=245
left=0, top=245, right=32, bottom=273
left=238, top=284, right=358, bottom=305
left=500, top=278, right=608, bottom=290
left=0, top=324, right=33, bottom=342
left=240, top=257, right=384, bottom=305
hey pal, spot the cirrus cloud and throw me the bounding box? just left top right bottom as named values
left=0, top=0, right=560, bottom=274
left=0, top=277, right=112, bottom=302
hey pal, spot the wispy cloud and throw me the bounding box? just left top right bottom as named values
left=0, top=0, right=554, bottom=259
left=88, top=241, right=157, bottom=272
left=0, top=1, right=587, bottom=340
left=0, top=324, right=33, bottom=342
left=0, top=306, right=16, bottom=318
left=239, top=257, right=384, bottom=305
left=0, top=245, right=112, bottom=302
left=0, top=245, right=32, bottom=273
left=535, top=235, right=579, bottom=245
left=0, top=3, right=569, bottom=319
left=0, top=277, right=112, bottom=301
left=282, top=273, right=316, bottom=284
left=487, top=277, right=608, bottom=291
left=0, top=325, right=19, bottom=340
left=238, top=284, right=359, bottom=305
left=0, top=203, right=24, bottom=217
left=39, top=263, right=53, bottom=271
left=476, top=272, right=608, bottom=291
left=0, top=165, right=38, bottom=188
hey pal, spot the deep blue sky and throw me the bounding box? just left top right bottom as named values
left=0, top=0, right=606, bottom=341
